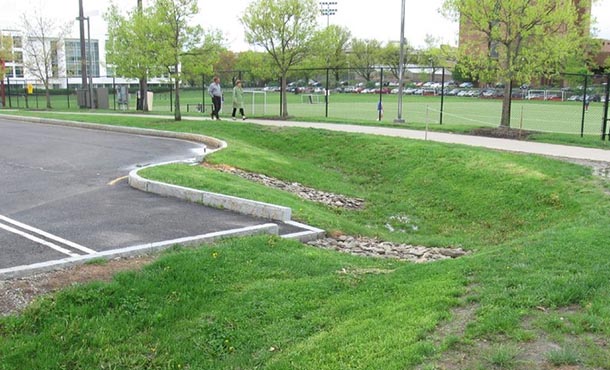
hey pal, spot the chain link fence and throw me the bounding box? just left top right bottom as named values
left=2, top=70, right=609, bottom=139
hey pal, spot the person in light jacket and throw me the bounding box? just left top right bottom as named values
left=232, top=80, right=246, bottom=120
left=208, top=76, right=222, bottom=120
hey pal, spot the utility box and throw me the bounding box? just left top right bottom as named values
left=146, top=91, right=154, bottom=111
left=94, top=88, right=109, bottom=109
left=117, top=86, right=129, bottom=110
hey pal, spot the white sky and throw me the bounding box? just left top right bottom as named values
left=0, top=0, right=609, bottom=51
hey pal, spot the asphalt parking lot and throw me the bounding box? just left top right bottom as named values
left=0, top=118, right=303, bottom=275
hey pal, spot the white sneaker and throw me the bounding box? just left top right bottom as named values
left=242, top=116, right=247, bottom=120
left=232, top=117, right=236, bottom=121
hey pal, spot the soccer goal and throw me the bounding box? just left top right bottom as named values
left=244, top=90, right=267, bottom=115
left=526, top=90, right=546, bottom=100
left=526, top=89, right=566, bottom=101
left=301, top=94, right=321, bottom=104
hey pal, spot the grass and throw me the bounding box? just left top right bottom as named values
left=1, top=112, right=610, bottom=368
left=6, top=88, right=608, bottom=138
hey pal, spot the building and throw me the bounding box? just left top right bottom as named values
left=458, top=0, right=594, bottom=65
left=1, top=29, right=168, bottom=90
left=1, top=29, right=25, bottom=79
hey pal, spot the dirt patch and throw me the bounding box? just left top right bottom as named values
left=469, top=127, right=537, bottom=140
left=0, top=255, right=155, bottom=317
left=423, top=303, right=610, bottom=370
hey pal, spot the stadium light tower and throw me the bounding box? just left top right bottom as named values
left=394, top=0, right=406, bottom=123
left=320, top=2, right=338, bottom=27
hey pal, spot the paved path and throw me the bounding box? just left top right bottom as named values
left=245, top=119, right=610, bottom=163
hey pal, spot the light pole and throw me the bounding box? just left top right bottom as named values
left=394, top=0, right=406, bottom=123
left=77, top=0, right=88, bottom=108
left=319, top=1, right=337, bottom=28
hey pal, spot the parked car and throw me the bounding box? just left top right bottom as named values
left=459, top=82, right=473, bottom=88
left=446, top=88, right=460, bottom=96
left=481, top=89, right=497, bottom=98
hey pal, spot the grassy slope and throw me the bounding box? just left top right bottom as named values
left=0, top=114, right=609, bottom=368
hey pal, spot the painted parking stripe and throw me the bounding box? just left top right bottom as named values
left=0, top=222, right=81, bottom=257
left=0, top=215, right=96, bottom=255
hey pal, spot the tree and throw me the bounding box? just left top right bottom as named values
left=381, top=41, right=414, bottom=80
left=308, top=25, right=352, bottom=84
left=21, top=12, right=69, bottom=109
left=0, top=32, right=12, bottom=107
left=444, top=0, right=585, bottom=128
left=348, top=39, right=382, bottom=82
left=153, top=0, right=203, bottom=121
left=241, top=0, right=318, bottom=118
left=180, top=30, right=224, bottom=86
left=105, top=3, right=164, bottom=112
left=234, top=51, right=276, bottom=87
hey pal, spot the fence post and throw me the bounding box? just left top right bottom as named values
left=440, top=67, right=445, bottom=125
left=602, top=73, right=610, bottom=141
left=7, top=77, right=11, bottom=108
left=580, top=74, right=588, bottom=138
left=378, top=68, right=384, bottom=121
left=66, top=77, right=70, bottom=109
left=325, top=67, right=330, bottom=118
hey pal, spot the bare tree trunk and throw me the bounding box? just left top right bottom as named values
left=45, top=86, right=51, bottom=109
left=281, top=73, right=288, bottom=119
left=500, top=80, right=513, bottom=128
left=174, top=75, right=181, bottom=121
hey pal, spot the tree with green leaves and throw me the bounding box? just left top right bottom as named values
left=180, top=30, right=224, bottom=86
left=381, top=41, right=414, bottom=80
left=153, top=0, right=203, bottom=121
left=241, top=0, right=318, bottom=118
left=234, top=51, right=276, bottom=87
left=21, top=12, right=70, bottom=109
left=444, top=0, right=586, bottom=128
left=105, top=3, right=163, bottom=112
left=348, top=39, right=382, bottom=83
left=0, top=32, right=12, bottom=107
left=308, top=25, right=352, bottom=85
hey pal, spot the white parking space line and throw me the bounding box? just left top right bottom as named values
left=0, top=215, right=96, bottom=255
left=0, top=222, right=80, bottom=257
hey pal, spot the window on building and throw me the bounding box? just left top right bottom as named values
left=6, top=66, right=14, bottom=78
left=12, top=51, right=23, bottom=63
left=14, top=66, right=23, bottom=77
left=12, top=36, right=22, bottom=48
left=51, top=40, right=59, bottom=77
left=64, top=39, right=100, bottom=77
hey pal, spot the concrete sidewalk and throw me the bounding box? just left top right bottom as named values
left=244, top=119, right=610, bottom=163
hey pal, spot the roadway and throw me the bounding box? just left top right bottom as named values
left=0, top=117, right=302, bottom=274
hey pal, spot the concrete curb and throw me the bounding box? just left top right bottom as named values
left=0, top=224, right=279, bottom=279
left=129, top=166, right=293, bottom=222
left=1, top=114, right=227, bottom=153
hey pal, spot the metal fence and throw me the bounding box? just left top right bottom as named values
left=2, top=70, right=609, bottom=139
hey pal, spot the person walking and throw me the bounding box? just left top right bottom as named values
left=208, top=76, right=222, bottom=120
left=232, top=80, right=247, bottom=120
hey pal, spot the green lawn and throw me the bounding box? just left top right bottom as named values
left=7, top=89, right=606, bottom=136
left=1, top=114, right=610, bottom=369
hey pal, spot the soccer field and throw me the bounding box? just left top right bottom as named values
left=7, top=89, right=605, bottom=136
left=277, top=93, right=605, bottom=135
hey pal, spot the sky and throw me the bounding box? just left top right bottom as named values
left=0, top=0, right=609, bottom=51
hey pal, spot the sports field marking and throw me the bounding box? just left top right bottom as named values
left=0, top=215, right=96, bottom=255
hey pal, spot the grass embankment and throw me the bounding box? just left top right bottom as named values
left=1, top=113, right=610, bottom=369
